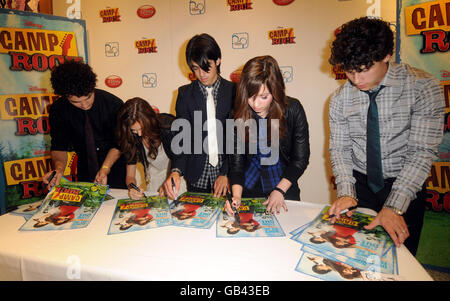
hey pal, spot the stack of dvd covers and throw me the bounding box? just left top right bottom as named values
left=19, top=181, right=108, bottom=231
left=290, top=206, right=403, bottom=281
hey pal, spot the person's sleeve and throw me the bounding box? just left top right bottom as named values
left=49, top=103, right=70, bottom=151
left=329, top=90, right=357, bottom=200
left=170, top=87, right=188, bottom=175
left=281, top=99, right=310, bottom=184
left=384, top=77, right=445, bottom=212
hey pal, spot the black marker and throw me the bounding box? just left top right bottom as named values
left=46, top=170, right=57, bottom=190
left=47, top=170, right=56, bottom=184
left=171, top=177, right=180, bottom=200
left=226, top=189, right=240, bottom=224
left=129, top=183, right=146, bottom=198
left=328, top=205, right=358, bottom=219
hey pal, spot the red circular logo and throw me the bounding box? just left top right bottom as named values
left=105, top=75, right=122, bottom=88
left=273, top=0, right=294, bottom=5
left=230, top=70, right=242, bottom=83
left=151, top=105, right=160, bottom=114
left=137, top=5, right=156, bottom=19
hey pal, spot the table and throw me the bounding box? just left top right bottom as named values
left=0, top=189, right=432, bottom=281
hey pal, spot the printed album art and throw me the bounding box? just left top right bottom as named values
left=19, top=181, right=107, bottom=231
left=108, top=195, right=173, bottom=235
left=169, top=192, right=224, bottom=229
left=216, top=198, right=285, bottom=238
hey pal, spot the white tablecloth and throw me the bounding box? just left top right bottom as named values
left=0, top=189, right=432, bottom=281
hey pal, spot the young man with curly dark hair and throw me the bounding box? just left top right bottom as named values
left=43, top=60, right=127, bottom=189
left=327, top=17, right=445, bottom=256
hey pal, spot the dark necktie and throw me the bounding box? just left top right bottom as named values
left=365, top=85, right=385, bottom=193
left=84, top=111, right=99, bottom=180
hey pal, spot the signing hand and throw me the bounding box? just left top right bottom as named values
left=163, top=172, right=180, bottom=200
left=128, top=186, right=145, bottom=200
left=43, top=170, right=63, bottom=191
left=364, top=208, right=409, bottom=248
left=225, top=196, right=241, bottom=217
left=328, top=196, right=358, bottom=224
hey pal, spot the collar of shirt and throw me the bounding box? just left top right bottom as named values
left=198, top=77, right=222, bottom=103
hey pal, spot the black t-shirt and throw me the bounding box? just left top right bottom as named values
left=49, top=89, right=126, bottom=187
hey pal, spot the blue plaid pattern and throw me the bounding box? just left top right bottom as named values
left=244, top=116, right=283, bottom=193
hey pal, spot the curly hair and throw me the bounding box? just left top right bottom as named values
left=329, top=17, right=394, bottom=72
left=50, top=60, right=97, bottom=97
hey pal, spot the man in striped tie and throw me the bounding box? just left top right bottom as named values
left=327, top=17, right=445, bottom=255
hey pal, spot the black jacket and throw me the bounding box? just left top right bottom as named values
left=228, top=96, right=310, bottom=200
left=171, top=79, right=236, bottom=185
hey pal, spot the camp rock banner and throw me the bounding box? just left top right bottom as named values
left=0, top=9, right=87, bottom=214
left=399, top=0, right=450, bottom=213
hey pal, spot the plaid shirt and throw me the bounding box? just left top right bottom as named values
left=191, top=78, right=224, bottom=190
left=244, top=117, right=283, bottom=193
left=329, top=63, right=445, bottom=213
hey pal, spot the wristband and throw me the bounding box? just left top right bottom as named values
left=101, top=165, right=110, bottom=170
left=272, top=187, right=286, bottom=198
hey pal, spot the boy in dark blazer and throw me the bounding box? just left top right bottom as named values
left=164, top=33, right=235, bottom=199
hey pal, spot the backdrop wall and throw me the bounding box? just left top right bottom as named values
left=51, top=0, right=397, bottom=203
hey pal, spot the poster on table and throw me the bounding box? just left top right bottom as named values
left=0, top=9, right=88, bottom=214
left=398, top=0, right=450, bottom=212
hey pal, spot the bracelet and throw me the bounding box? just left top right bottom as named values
left=384, top=205, right=404, bottom=216
left=272, top=187, right=286, bottom=198
left=101, top=165, right=110, bottom=170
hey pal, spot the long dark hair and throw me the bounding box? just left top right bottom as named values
left=116, top=97, right=161, bottom=163
left=234, top=55, right=287, bottom=142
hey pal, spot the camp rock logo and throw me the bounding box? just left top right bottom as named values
left=105, top=42, right=119, bottom=57
left=137, top=5, right=156, bottom=19
left=332, top=65, right=347, bottom=80
left=1, top=28, right=82, bottom=71
left=99, top=8, right=121, bottom=23
left=227, top=0, right=253, bottom=11
left=142, top=73, right=157, bottom=88
left=273, top=0, right=294, bottom=5
left=268, top=27, right=295, bottom=45
left=135, top=38, right=157, bottom=54
left=280, top=66, right=293, bottom=83
left=405, top=1, right=450, bottom=54
left=232, top=32, right=249, bottom=49
left=189, top=0, right=205, bottom=15
left=105, top=75, right=122, bottom=88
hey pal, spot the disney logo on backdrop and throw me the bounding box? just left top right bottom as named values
left=232, top=32, right=249, bottom=49
left=105, top=42, right=119, bottom=57
left=442, top=70, right=450, bottom=78
left=28, top=85, right=47, bottom=92
left=280, top=66, right=293, bottom=83
left=24, top=20, right=43, bottom=29
left=142, top=73, right=157, bottom=88
left=189, top=0, right=205, bottom=15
